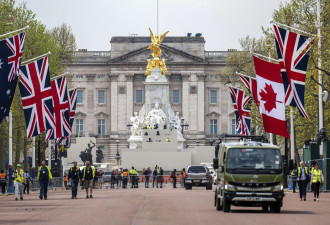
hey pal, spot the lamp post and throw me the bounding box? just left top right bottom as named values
left=115, top=140, right=121, bottom=166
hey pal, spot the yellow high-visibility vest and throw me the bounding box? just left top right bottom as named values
left=312, top=170, right=322, bottom=183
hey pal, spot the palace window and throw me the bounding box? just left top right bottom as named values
left=232, top=119, right=237, bottom=134
left=76, top=75, right=83, bottom=79
left=210, top=119, right=218, bottom=137
left=98, top=119, right=105, bottom=136
left=77, top=90, right=83, bottom=104
left=98, top=75, right=105, bottom=79
left=98, top=90, right=105, bottom=104
left=136, top=90, right=143, bottom=103
left=76, top=119, right=84, bottom=136
left=210, top=90, right=217, bottom=103
left=173, top=90, right=180, bottom=103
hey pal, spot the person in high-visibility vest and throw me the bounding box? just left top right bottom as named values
left=0, top=170, right=7, bottom=194
left=171, top=169, right=178, bottom=188
left=129, top=167, right=139, bottom=188
left=82, top=161, right=95, bottom=198
left=14, top=164, right=25, bottom=201
left=68, top=162, right=80, bottom=199
left=290, top=169, right=297, bottom=193
left=37, top=161, right=52, bottom=200
left=181, top=168, right=187, bottom=187
left=121, top=169, right=129, bottom=188
left=297, top=161, right=309, bottom=201
left=310, top=163, right=324, bottom=201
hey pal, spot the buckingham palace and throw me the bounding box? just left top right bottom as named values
left=65, top=35, right=236, bottom=163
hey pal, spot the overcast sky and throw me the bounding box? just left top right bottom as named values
left=19, top=0, right=287, bottom=51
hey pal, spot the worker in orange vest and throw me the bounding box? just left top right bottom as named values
left=181, top=168, right=187, bottom=187
left=0, top=170, right=7, bottom=194
left=63, top=173, right=69, bottom=187
left=171, top=169, right=178, bottom=188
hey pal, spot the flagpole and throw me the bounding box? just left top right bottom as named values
left=157, top=0, right=159, bottom=35
left=317, top=0, right=323, bottom=156
left=265, top=45, right=274, bottom=145
left=270, top=20, right=314, bottom=37
left=51, top=72, right=69, bottom=80
left=290, top=108, right=295, bottom=160
left=250, top=51, right=279, bottom=63
left=0, top=26, right=29, bottom=39
left=20, top=52, right=51, bottom=66
left=32, top=137, right=36, bottom=179
left=48, top=140, right=52, bottom=170
left=7, top=109, right=14, bottom=193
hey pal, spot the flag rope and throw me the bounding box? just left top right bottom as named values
left=235, top=72, right=255, bottom=79
left=0, top=26, right=29, bottom=39
left=51, top=72, right=69, bottom=80
left=21, top=51, right=51, bottom=66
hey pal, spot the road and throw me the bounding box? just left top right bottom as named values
left=0, top=186, right=329, bottom=225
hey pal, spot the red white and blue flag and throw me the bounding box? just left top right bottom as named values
left=46, top=76, right=71, bottom=140
left=6, top=32, right=26, bottom=82
left=273, top=24, right=314, bottom=118
left=238, top=73, right=260, bottom=110
left=68, top=89, right=77, bottom=129
left=253, top=56, right=289, bottom=138
left=228, top=86, right=251, bottom=135
left=19, top=56, right=55, bottom=138
left=0, top=32, right=25, bottom=123
left=56, top=136, right=71, bottom=149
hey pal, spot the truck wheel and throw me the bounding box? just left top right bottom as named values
left=270, top=203, right=281, bottom=213
left=222, top=198, right=231, bottom=212
left=215, top=192, right=222, bottom=211
left=185, top=184, right=192, bottom=190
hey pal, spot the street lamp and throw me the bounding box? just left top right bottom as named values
left=115, top=140, right=121, bottom=166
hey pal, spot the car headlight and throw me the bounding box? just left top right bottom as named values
left=224, top=182, right=235, bottom=191
left=273, top=183, right=283, bottom=191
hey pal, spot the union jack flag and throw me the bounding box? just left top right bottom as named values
left=56, top=136, right=71, bottom=149
left=6, top=32, right=26, bottom=82
left=19, top=56, right=55, bottom=138
left=273, top=24, right=314, bottom=118
left=238, top=73, right=260, bottom=110
left=46, top=76, right=71, bottom=140
left=228, top=86, right=251, bottom=135
left=68, top=89, right=77, bottom=129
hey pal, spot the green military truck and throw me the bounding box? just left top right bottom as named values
left=213, top=136, right=285, bottom=213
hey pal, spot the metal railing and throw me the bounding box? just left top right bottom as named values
left=73, top=51, right=110, bottom=58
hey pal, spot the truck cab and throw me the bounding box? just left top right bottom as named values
left=213, top=138, right=285, bottom=213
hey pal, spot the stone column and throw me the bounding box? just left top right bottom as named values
left=126, top=74, right=134, bottom=130
left=86, top=75, right=95, bottom=135
left=181, top=73, right=190, bottom=126
left=110, top=74, right=118, bottom=134
left=197, top=74, right=206, bottom=134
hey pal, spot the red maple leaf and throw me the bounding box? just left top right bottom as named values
left=259, top=83, right=282, bottom=113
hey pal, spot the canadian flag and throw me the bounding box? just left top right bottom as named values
left=253, top=56, right=289, bottom=138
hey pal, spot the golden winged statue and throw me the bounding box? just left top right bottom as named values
left=146, top=28, right=169, bottom=76
left=147, top=28, right=169, bottom=58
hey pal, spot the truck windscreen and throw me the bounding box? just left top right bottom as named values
left=226, top=148, right=282, bottom=174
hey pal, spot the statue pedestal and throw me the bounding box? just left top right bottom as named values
left=127, top=136, right=143, bottom=149
left=144, top=67, right=170, bottom=116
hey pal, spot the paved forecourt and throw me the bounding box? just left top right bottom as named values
left=0, top=187, right=329, bottom=225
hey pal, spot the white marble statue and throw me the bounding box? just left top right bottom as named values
left=169, top=111, right=183, bottom=138
left=130, top=112, right=143, bottom=136
left=145, top=102, right=167, bottom=129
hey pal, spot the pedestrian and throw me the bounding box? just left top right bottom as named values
left=37, top=161, right=52, bottom=200
left=110, top=170, right=116, bottom=189
left=311, top=163, right=324, bottom=201
left=68, top=162, right=80, bottom=199
left=0, top=170, right=7, bottom=194
left=144, top=167, right=151, bottom=188
left=171, top=169, right=178, bottom=188
left=98, top=170, right=104, bottom=189
left=14, top=164, right=25, bottom=201
left=94, top=168, right=99, bottom=188
left=181, top=168, right=186, bottom=187
left=291, top=169, right=297, bottom=193
left=23, top=170, right=31, bottom=195
left=158, top=167, right=164, bottom=188
left=121, top=169, right=129, bottom=188
left=117, top=169, right=122, bottom=188
left=152, top=167, right=158, bottom=188
left=130, top=167, right=138, bottom=188
left=297, top=161, right=309, bottom=201
left=82, top=161, right=95, bottom=198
